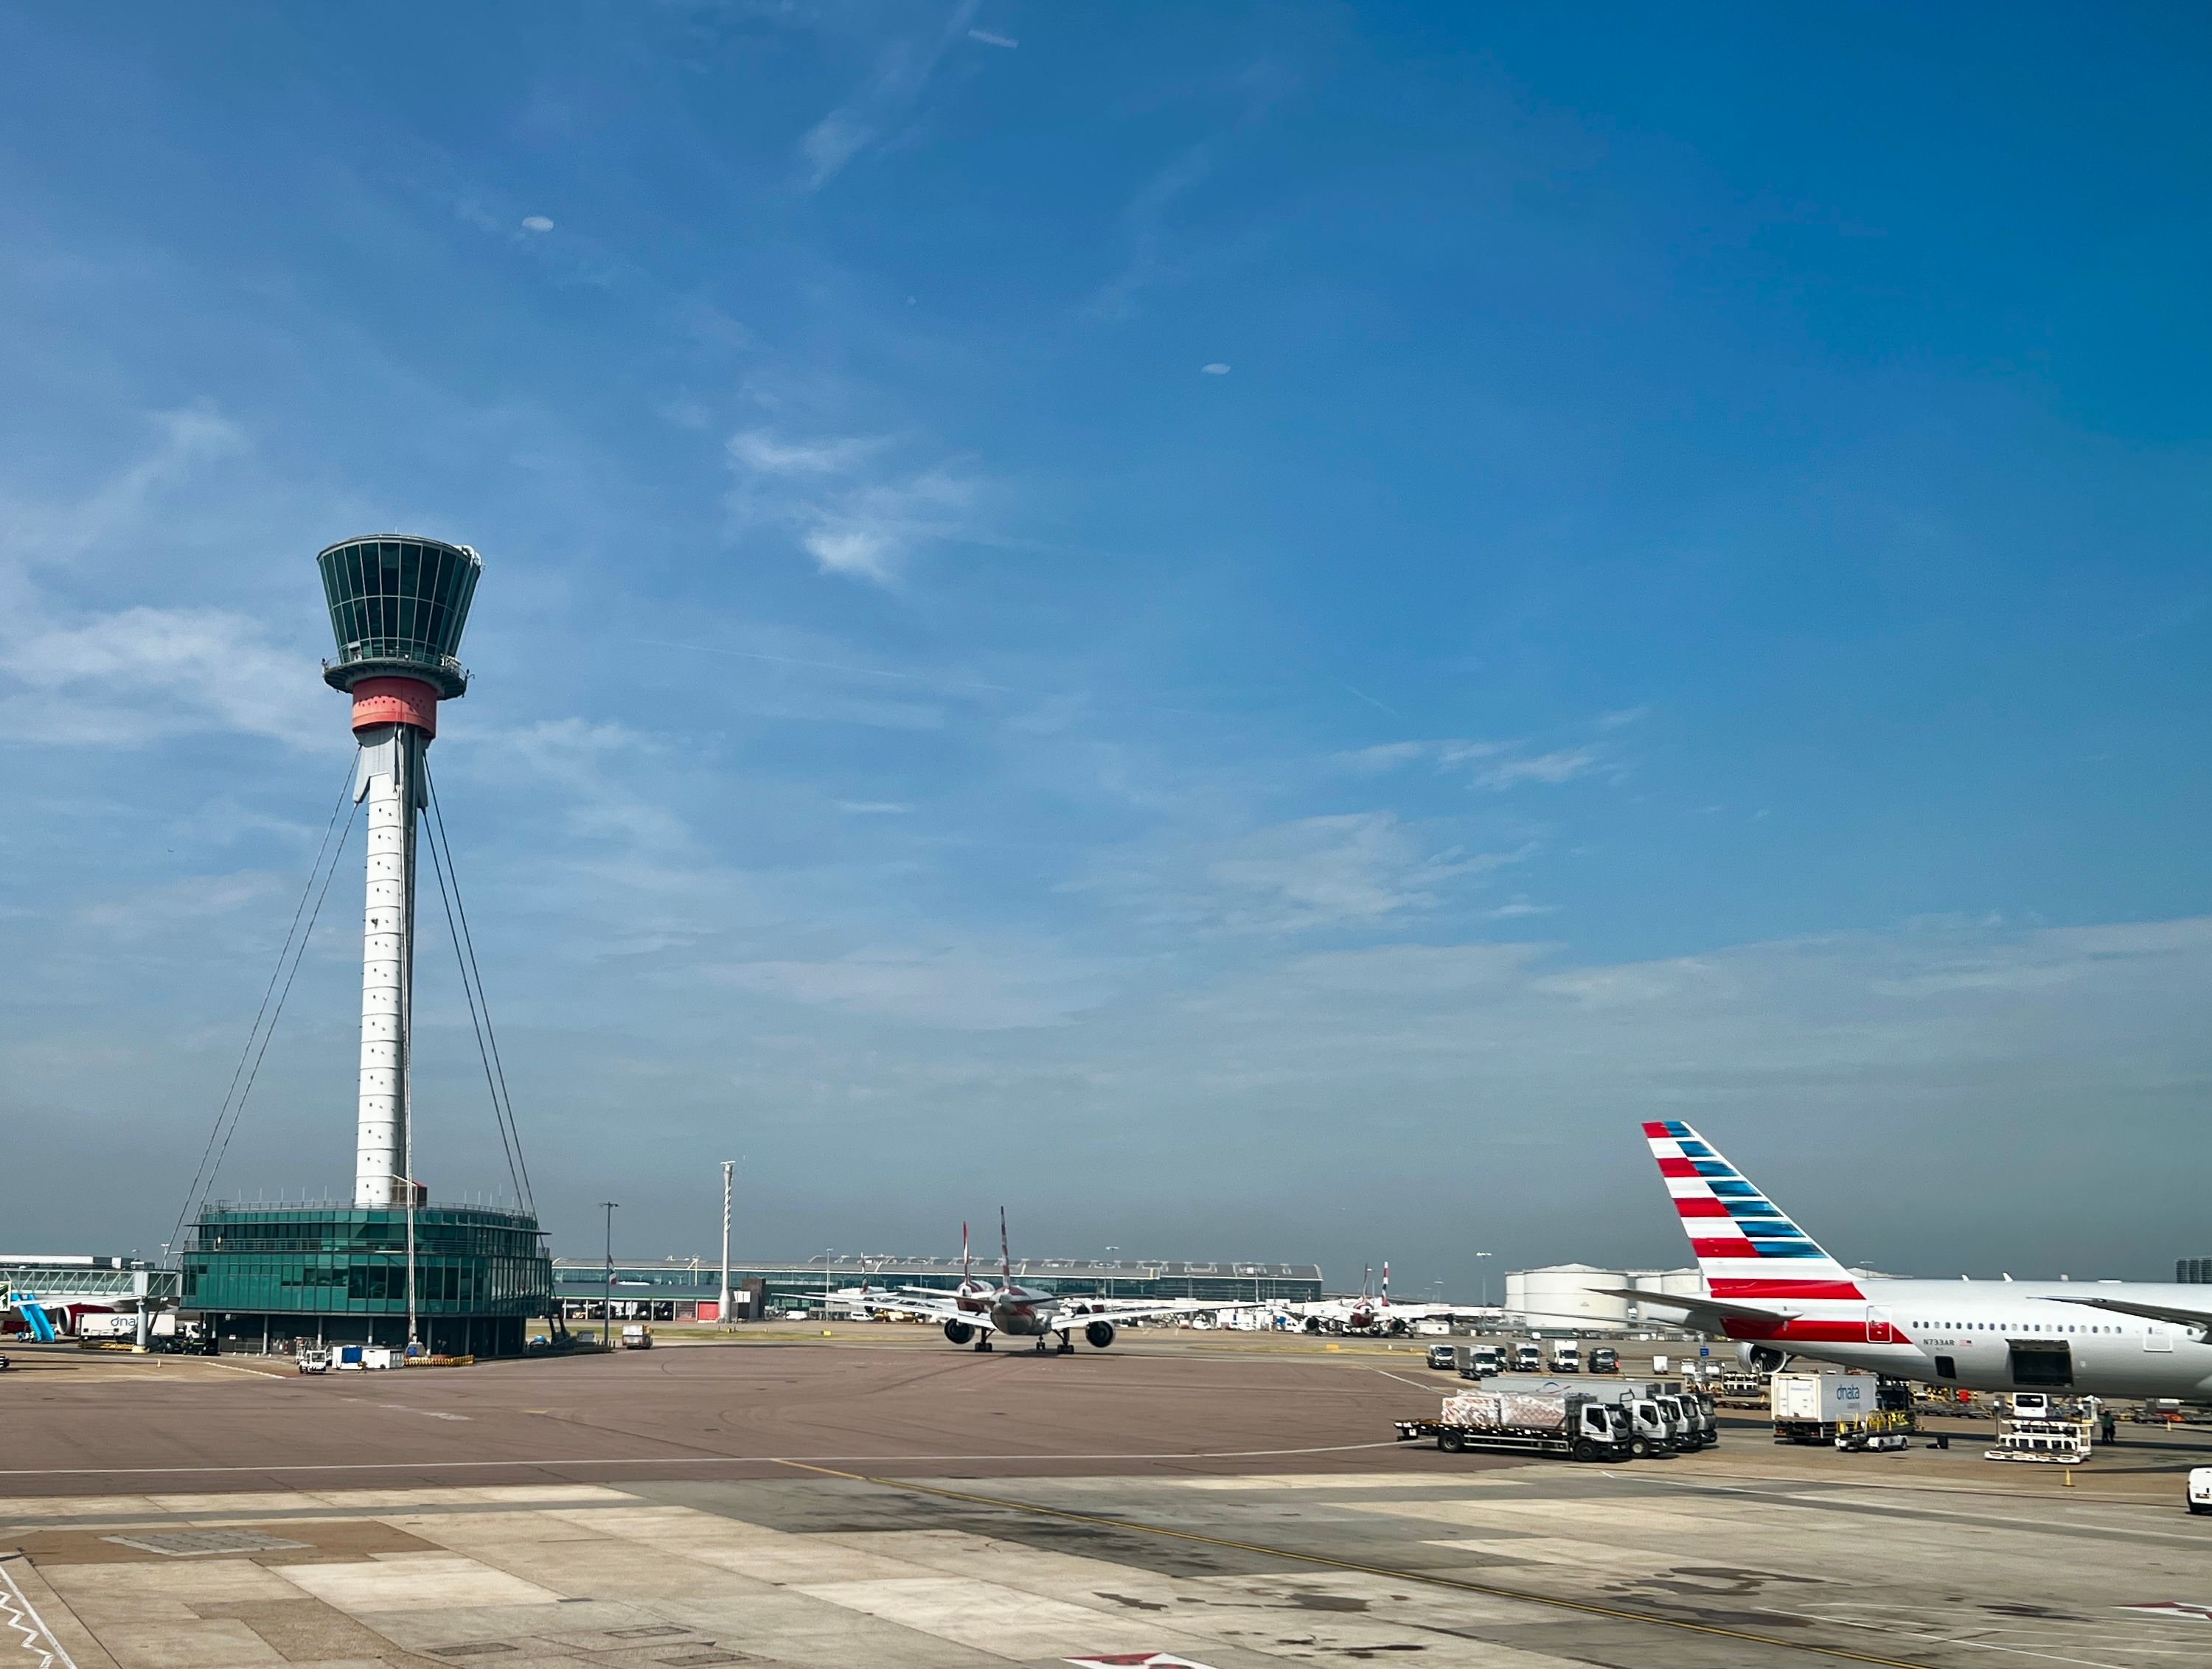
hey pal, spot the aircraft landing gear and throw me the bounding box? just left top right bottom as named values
left=973, top=1338, right=993, bottom=1352
left=1032, top=1337, right=1049, bottom=1353
left=1055, top=1331, right=1075, bottom=1354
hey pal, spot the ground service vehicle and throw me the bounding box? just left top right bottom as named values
left=1589, top=1347, right=1619, bottom=1374
left=1658, top=1383, right=1719, bottom=1448
left=2188, top=1468, right=2212, bottom=1515
left=1486, top=1375, right=1686, bottom=1457
left=1397, top=1390, right=1631, bottom=1462
left=1461, top=1345, right=1506, bottom=1379
left=1550, top=1342, right=1582, bottom=1373
left=295, top=1348, right=330, bottom=1375
left=1772, top=1370, right=1887, bottom=1443
left=1509, top=1342, right=1543, bottom=1372
left=1426, top=1342, right=1456, bottom=1370
left=1653, top=1391, right=1714, bottom=1450
left=621, top=1324, right=653, bottom=1349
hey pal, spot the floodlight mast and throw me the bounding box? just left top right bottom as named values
left=316, top=536, right=481, bottom=1210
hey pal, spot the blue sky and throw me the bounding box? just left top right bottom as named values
left=3, top=4, right=2208, bottom=1287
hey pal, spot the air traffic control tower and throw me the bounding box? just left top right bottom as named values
left=182, top=537, right=552, bottom=1356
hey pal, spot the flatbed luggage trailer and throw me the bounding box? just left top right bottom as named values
left=1397, top=1398, right=1631, bottom=1463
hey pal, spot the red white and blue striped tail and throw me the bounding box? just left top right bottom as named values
left=1642, top=1121, right=1862, bottom=1300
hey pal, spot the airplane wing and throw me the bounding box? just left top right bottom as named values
left=2050, top=1295, right=2212, bottom=1334
left=1057, top=1299, right=1262, bottom=1325
left=849, top=1292, right=1001, bottom=1331
left=1590, top=1287, right=1796, bottom=1332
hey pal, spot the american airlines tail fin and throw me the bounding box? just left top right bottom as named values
left=961, top=1221, right=972, bottom=1286
left=999, top=1205, right=1014, bottom=1286
left=1380, top=1261, right=1390, bottom=1309
left=1641, top=1121, right=1861, bottom=1300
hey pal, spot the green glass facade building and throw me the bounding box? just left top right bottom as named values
left=184, top=1203, right=552, bottom=1356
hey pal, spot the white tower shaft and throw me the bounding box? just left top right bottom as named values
left=354, top=723, right=423, bottom=1209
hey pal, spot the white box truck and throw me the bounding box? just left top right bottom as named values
left=1770, top=1370, right=1874, bottom=1443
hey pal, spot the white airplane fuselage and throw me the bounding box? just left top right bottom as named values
left=1637, top=1121, right=2212, bottom=1401
left=1648, top=1279, right=2212, bottom=1398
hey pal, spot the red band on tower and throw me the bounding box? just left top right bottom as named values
left=349, top=676, right=440, bottom=736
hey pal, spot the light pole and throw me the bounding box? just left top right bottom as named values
left=1474, top=1252, right=1494, bottom=1323
left=399, top=1171, right=422, bottom=1356
left=719, top=1160, right=734, bottom=1331
left=1106, top=1247, right=1119, bottom=1302
left=824, top=1247, right=835, bottom=1316
left=600, top=1201, right=619, bottom=1346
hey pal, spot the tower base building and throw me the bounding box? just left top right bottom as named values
left=184, top=1202, right=552, bottom=1356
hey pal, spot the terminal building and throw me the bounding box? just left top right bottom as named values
left=0, top=1255, right=177, bottom=1337
left=554, top=1254, right=1324, bottom=1323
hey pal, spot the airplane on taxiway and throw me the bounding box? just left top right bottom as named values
left=860, top=1210, right=1254, bottom=1354
left=1623, top=1121, right=2212, bottom=1399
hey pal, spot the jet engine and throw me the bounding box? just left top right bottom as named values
left=1084, top=1320, right=1116, bottom=1349
left=943, top=1320, right=975, bottom=1345
left=1738, top=1342, right=1786, bottom=1373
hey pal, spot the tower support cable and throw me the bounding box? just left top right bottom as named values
left=422, top=759, right=535, bottom=1213
left=167, top=756, right=357, bottom=1257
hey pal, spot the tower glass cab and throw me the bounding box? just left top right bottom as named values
left=316, top=536, right=480, bottom=697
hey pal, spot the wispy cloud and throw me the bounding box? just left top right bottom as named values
left=1083, top=810, right=1534, bottom=936
left=0, top=407, right=328, bottom=748
left=1333, top=737, right=1601, bottom=790
left=967, top=28, right=1017, bottom=49
left=1089, top=63, right=1297, bottom=319
left=796, top=1, right=981, bottom=191
left=712, top=940, right=1110, bottom=1030
left=726, top=426, right=978, bottom=585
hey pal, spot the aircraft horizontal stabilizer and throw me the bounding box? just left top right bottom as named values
left=1590, top=1287, right=1797, bottom=1331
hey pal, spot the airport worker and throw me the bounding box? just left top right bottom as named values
left=2100, top=1409, right=2118, bottom=1446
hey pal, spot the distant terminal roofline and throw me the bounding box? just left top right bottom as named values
left=551, top=1254, right=1324, bottom=1309
left=1, top=1255, right=161, bottom=1269
left=552, top=1254, right=1322, bottom=1280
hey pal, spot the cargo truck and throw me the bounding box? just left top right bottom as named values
left=1587, top=1347, right=1619, bottom=1374
left=1770, top=1370, right=1913, bottom=1445
left=1548, top=1342, right=1582, bottom=1373
left=1397, top=1389, right=1632, bottom=1462
left=1485, top=1374, right=1689, bottom=1457
left=1509, top=1341, right=1543, bottom=1373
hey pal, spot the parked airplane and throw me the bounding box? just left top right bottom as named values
left=1298, top=1264, right=1384, bottom=1333
left=1295, top=1264, right=1461, bottom=1334
left=1626, top=1121, right=2212, bottom=1398
left=864, top=1212, right=1251, bottom=1354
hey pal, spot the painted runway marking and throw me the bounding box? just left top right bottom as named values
left=0, top=1439, right=1406, bottom=1479
left=772, top=1460, right=1944, bottom=1669
left=1368, top=1367, right=1434, bottom=1390
left=0, top=1558, right=77, bottom=1669
left=2120, top=1601, right=2212, bottom=1622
